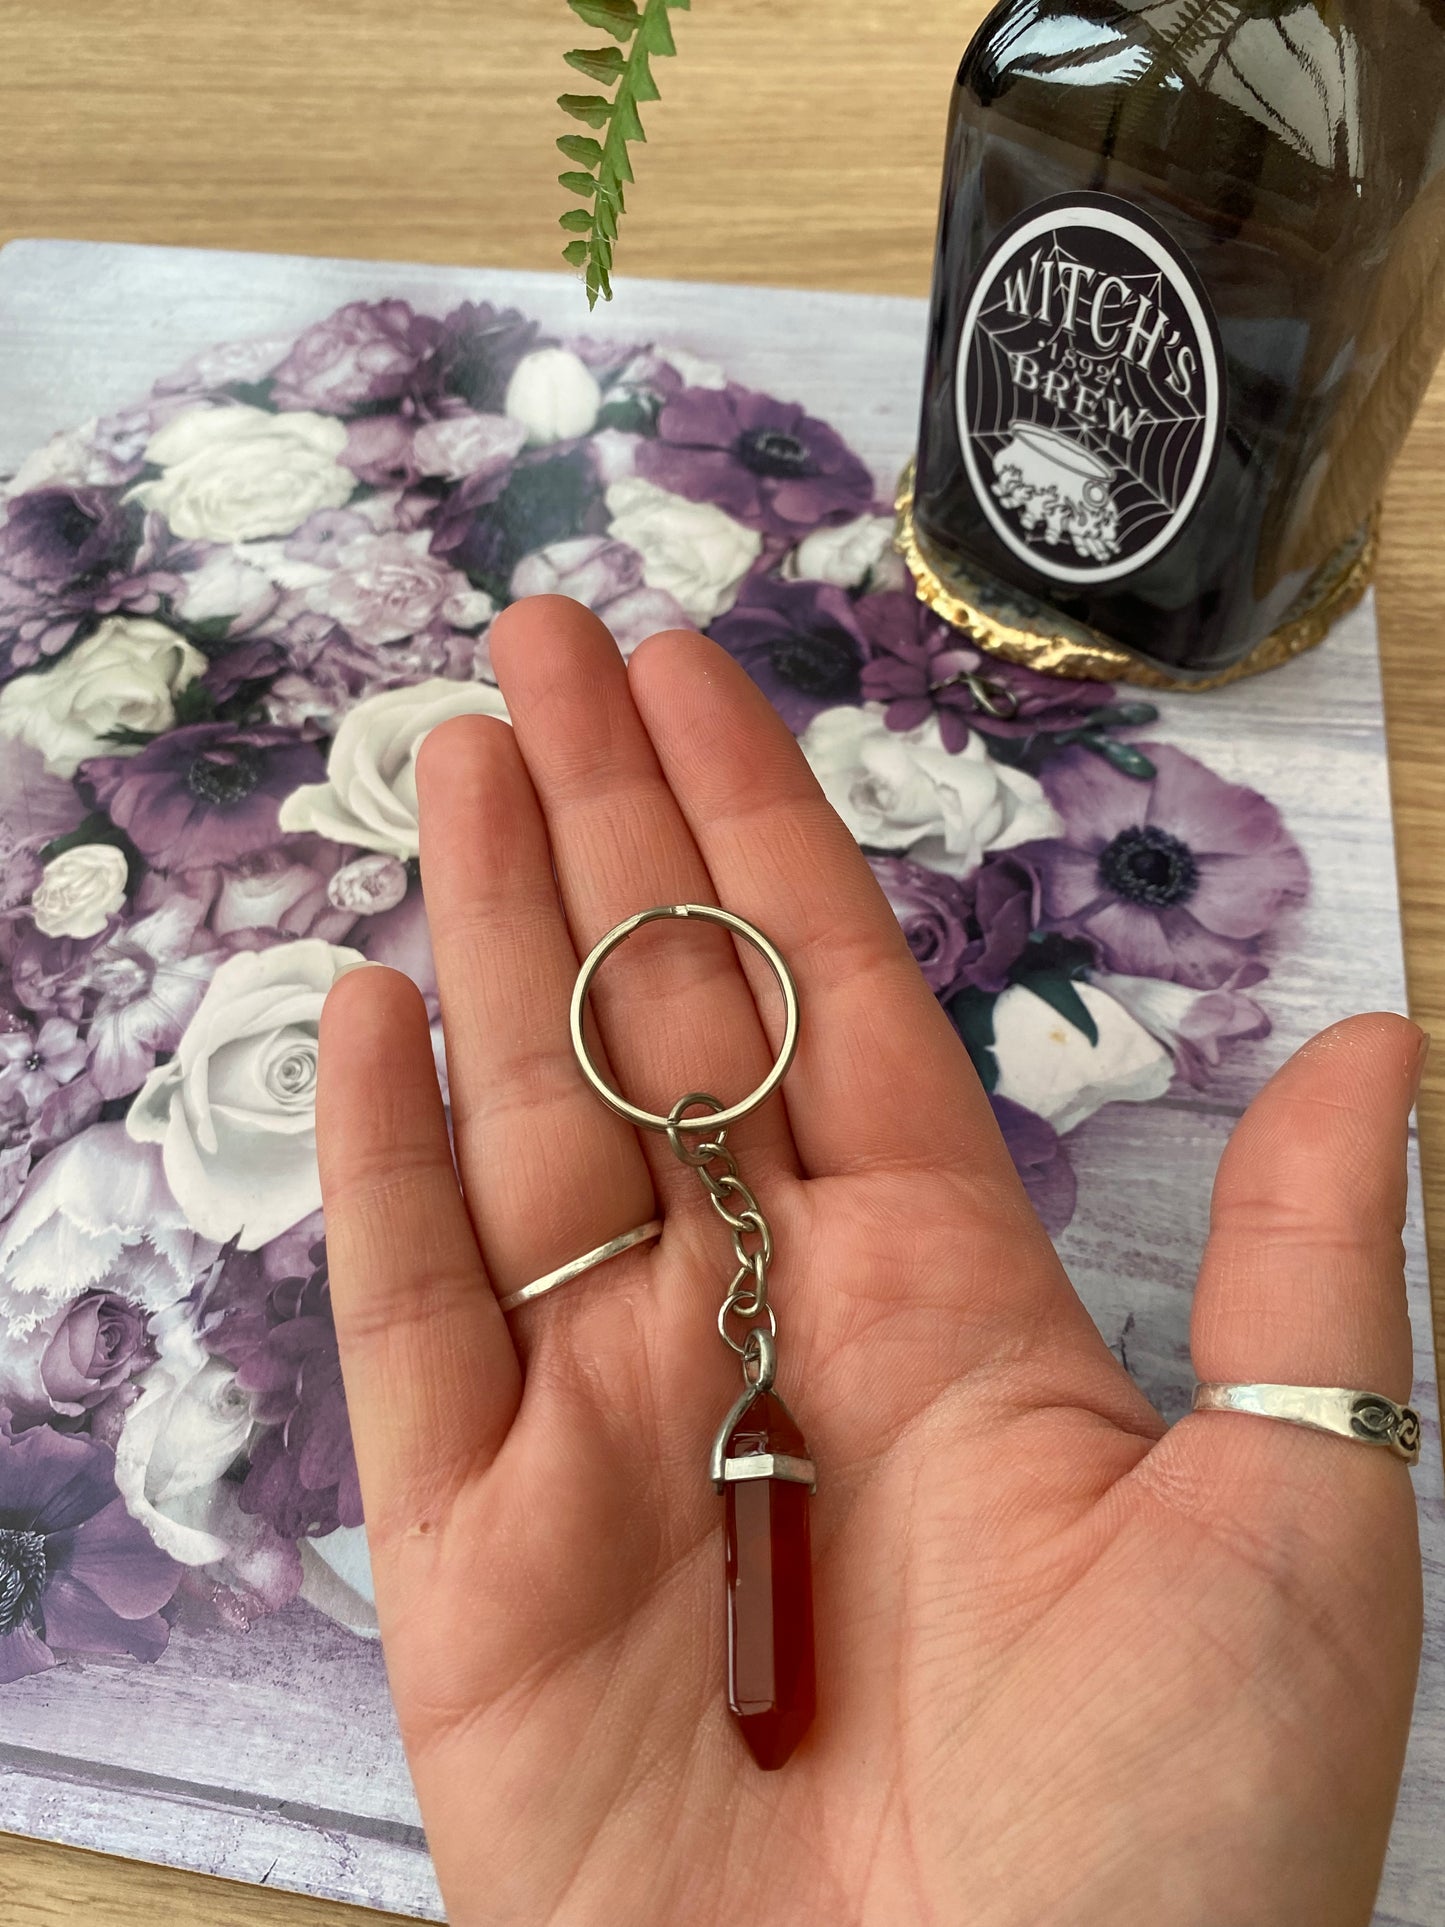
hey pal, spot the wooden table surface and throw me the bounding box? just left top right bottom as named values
left=0, top=1, right=1442, bottom=1919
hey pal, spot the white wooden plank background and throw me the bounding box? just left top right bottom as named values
left=0, top=241, right=1436, bottom=1924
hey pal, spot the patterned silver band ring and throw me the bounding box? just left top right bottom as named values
left=1192, top=1382, right=1422, bottom=1465
left=497, top=1218, right=664, bottom=1314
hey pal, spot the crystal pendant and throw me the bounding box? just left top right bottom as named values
left=713, top=1388, right=816, bottom=1770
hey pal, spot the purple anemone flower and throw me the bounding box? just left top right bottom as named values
left=0, top=487, right=137, bottom=591
left=870, top=852, right=1038, bottom=1000
left=858, top=593, right=1108, bottom=752
left=1025, top=744, right=1309, bottom=988
left=0, top=490, right=178, bottom=678
left=991, top=1095, right=1077, bottom=1237
left=0, top=1426, right=180, bottom=1683
left=81, top=724, right=326, bottom=872
left=637, top=384, right=876, bottom=535
left=203, top=1249, right=361, bottom=1541
left=709, top=574, right=869, bottom=732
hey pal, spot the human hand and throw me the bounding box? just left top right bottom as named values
left=317, top=597, right=1424, bottom=1927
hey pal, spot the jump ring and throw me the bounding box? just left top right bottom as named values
left=665, top=1092, right=729, bottom=1167
left=718, top=1294, right=778, bottom=1355
left=571, top=906, right=799, bottom=1135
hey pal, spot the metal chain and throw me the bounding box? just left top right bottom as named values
left=666, top=1091, right=777, bottom=1377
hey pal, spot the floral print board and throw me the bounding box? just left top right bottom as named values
left=0, top=246, right=1434, bottom=1923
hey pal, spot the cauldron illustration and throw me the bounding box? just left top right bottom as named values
left=989, top=423, right=1120, bottom=563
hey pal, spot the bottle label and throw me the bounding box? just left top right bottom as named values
left=955, top=193, right=1223, bottom=585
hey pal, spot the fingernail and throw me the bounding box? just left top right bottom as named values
left=1410, top=1025, right=1431, bottom=1103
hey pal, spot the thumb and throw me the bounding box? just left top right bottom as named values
left=1191, top=1010, right=1425, bottom=1401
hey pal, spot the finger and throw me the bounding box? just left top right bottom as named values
left=487, top=596, right=798, bottom=1201
left=1191, top=1011, right=1425, bottom=1399
left=415, top=712, right=655, bottom=1303
left=627, top=626, right=1024, bottom=1191
left=317, top=964, right=520, bottom=1535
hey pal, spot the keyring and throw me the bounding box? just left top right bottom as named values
left=568, top=903, right=800, bottom=1133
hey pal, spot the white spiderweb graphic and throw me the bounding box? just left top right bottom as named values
left=966, top=229, right=1211, bottom=559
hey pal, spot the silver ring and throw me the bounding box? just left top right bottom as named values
left=569, top=904, right=799, bottom=1134
left=1192, top=1382, right=1422, bottom=1465
left=497, top=1218, right=663, bottom=1314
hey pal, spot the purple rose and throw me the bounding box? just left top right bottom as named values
left=340, top=416, right=423, bottom=488
left=0, top=1425, right=180, bottom=1683
left=81, top=723, right=326, bottom=871
left=858, top=593, right=1108, bottom=752
left=990, top=1095, right=1077, bottom=1237
left=709, top=574, right=869, bottom=732
left=40, top=1292, right=153, bottom=1418
left=508, top=535, right=693, bottom=657
left=1023, top=745, right=1309, bottom=988
left=870, top=851, right=1038, bottom=1000
left=434, top=300, right=548, bottom=413
left=269, top=300, right=444, bottom=414
left=637, top=383, right=876, bottom=535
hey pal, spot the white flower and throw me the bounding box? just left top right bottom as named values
left=300, top=1525, right=378, bottom=1638
left=278, top=677, right=511, bottom=858
left=126, top=940, right=366, bottom=1249
left=128, top=404, right=354, bottom=542
left=169, top=547, right=283, bottom=631
left=30, top=843, right=128, bottom=938
left=412, top=410, right=526, bottom=480
left=784, top=514, right=906, bottom=592
left=0, top=1124, right=218, bottom=1336
left=800, top=705, right=1060, bottom=876
left=991, top=982, right=1173, bottom=1135
left=605, top=476, right=761, bottom=625
left=114, top=1311, right=255, bottom=1566
left=504, top=347, right=601, bottom=446
left=657, top=346, right=728, bottom=390
left=0, top=615, right=206, bottom=778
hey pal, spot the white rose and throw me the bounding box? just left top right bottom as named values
left=126, top=940, right=366, bottom=1249
left=800, top=705, right=1060, bottom=877
left=0, top=1124, right=218, bottom=1336
left=785, top=514, right=906, bottom=592
left=31, top=843, right=129, bottom=938
left=278, top=676, right=511, bottom=858
left=114, top=1311, right=255, bottom=1566
left=504, top=347, right=601, bottom=446
left=605, top=476, right=761, bottom=625
left=0, top=615, right=206, bottom=778
left=991, top=982, right=1173, bottom=1135
left=128, top=404, right=354, bottom=542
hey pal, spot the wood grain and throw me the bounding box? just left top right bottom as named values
left=0, top=1, right=1441, bottom=1920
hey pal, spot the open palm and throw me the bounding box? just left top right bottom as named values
left=317, top=597, right=1423, bottom=1927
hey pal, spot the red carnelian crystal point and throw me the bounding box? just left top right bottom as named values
left=722, top=1390, right=816, bottom=1770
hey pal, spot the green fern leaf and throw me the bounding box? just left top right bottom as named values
left=556, top=133, right=605, bottom=165
left=567, top=0, right=640, bottom=39
left=564, top=45, right=626, bottom=82
left=558, top=92, right=614, bottom=127
left=556, top=0, right=684, bottom=304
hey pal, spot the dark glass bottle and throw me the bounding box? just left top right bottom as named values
left=909, top=0, right=1445, bottom=684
